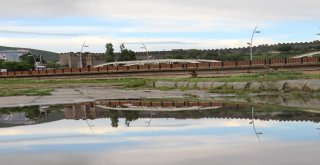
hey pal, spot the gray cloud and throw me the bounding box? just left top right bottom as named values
left=124, top=41, right=199, bottom=45
left=0, top=0, right=319, bottom=21
left=0, top=30, right=86, bottom=37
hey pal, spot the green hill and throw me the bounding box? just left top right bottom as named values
left=0, top=46, right=59, bottom=62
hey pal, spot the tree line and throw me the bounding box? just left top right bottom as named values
left=104, top=43, right=137, bottom=62
left=0, top=52, right=49, bottom=71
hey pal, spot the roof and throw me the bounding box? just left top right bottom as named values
left=94, top=59, right=220, bottom=68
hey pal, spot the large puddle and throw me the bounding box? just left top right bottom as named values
left=0, top=100, right=320, bottom=165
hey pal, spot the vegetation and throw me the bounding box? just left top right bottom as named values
left=105, top=43, right=115, bottom=62
left=0, top=60, right=33, bottom=71
left=0, top=88, right=53, bottom=97
left=0, top=71, right=319, bottom=97
left=165, top=41, right=320, bottom=61
left=0, top=51, right=50, bottom=71
left=119, top=44, right=136, bottom=61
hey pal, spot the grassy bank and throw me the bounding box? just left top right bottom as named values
left=0, top=71, right=320, bottom=97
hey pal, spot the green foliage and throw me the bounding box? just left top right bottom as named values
left=276, top=45, right=293, bottom=52
left=20, top=52, right=46, bottom=65
left=109, top=110, right=119, bottom=128
left=0, top=59, right=4, bottom=68
left=19, top=52, right=36, bottom=65
left=46, top=62, right=61, bottom=69
left=123, top=111, right=140, bottom=127
left=2, top=61, right=34, bottom=71
left=0, top=88, right=53, bottom=97
left=187, top=49, right=202, bottom=59
left=105, top=43, right=115, bottom=62
left=119, top=44, right=136, bottom=61
left=0, top=106, right=40, bottom=120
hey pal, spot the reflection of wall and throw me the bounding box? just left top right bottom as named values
left=64, top=105, right=107, bottom=120
left=62, top=103, right=320, bottom=123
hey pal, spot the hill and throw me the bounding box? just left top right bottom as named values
left=0, top=46, right=59, bottom=62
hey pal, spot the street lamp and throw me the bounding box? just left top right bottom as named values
left=79, top=42, right=89, bottom=68
left=141, top=43, right=150, bottom=61
left=248, top=26, right=261, bottom=61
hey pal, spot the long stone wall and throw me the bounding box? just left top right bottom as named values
left=60, top=40, right=320, bottom=63
left=153, top=80, right=320, bottom=91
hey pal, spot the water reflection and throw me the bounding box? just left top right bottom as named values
left=249, top=107, right=263, bottom=141
left=1, top=101, right=320, bottom=129
left=0, top=101, right=319, bottom=165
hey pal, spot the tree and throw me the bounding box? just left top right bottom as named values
left=123, top=111, right=140, bottom=127
left=109, top=110, right=119, bottom=128
left=105, top=43, right=115, bottom=62
left=20, top=52, right=46, bottom=66
left=203, top=51, right=219, bottom=60
left=19, top=52, right=36, bottom=66
left=277, top=45, right=293, bottom=52
left=187, top=49, right=202, bottom=59
left=0, top=59, right=4, bottom=68
left=119, top=44, right=136, bottom=61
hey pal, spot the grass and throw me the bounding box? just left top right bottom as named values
left=163, top=71, right=320, bottom=83
left=0, top=88, right=53, bottom=97
left=0, top=71, right=319, bottom=97
left=0, top=71, right=319, bottom=86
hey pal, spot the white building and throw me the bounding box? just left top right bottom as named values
left=0, top=49, right=28, bottom=61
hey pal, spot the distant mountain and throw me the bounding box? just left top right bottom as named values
left=0, top=46, right=59, bottom=62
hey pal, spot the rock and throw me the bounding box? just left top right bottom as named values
left=188, top=82, right=197, bottom=88
left=275, top=81, right=287, bottom=91
left=262, top=82, right=278, bottom=91
left=176, top=82, right=189, bottom=88
left=211, top=82, right=226, bottom=89
left=203, top=82, right=213, bottom=89
left=154, top=81, right=176, bottom=88
left=306, top=80, right=320, bottom=91
left=286, top=80, right=308, bottom=91
left=250, top=82, right=262, bottom=90
left=195, top=82, right=213, bottom=89
left=196, top=82, right=206, bottom=89
left=226, top=82, right=248, bottom=90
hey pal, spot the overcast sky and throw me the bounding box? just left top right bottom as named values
left=0, top=0, right=319, bottom=52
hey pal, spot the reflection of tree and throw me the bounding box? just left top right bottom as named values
left=123, top=111, right=140, bottom=127
left=0, top=106, right=40, bottom=120
left=109, top=110, right=119, bottom=128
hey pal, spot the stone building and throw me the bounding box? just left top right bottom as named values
left=60, top=52, right=105, bottom=68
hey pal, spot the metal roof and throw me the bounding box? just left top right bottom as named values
left=94, top=59, right=220, bottom=67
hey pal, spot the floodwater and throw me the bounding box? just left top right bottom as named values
left=0, top=101, right=319, bottom=165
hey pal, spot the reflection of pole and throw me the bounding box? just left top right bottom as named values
left=249, top=107, right=263, bottom=141
left=146, top=111, right=154, bottom=127
left=83, top=105, right=94, bottom=133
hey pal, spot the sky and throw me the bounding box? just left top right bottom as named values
left=0, top=0, right=319, bottom=53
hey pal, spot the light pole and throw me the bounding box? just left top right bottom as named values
left=248, top=26, right=261, bottom=61
left=141, top=43, right=150, bottom=61
left=79, top=42, right=89, bottom=68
